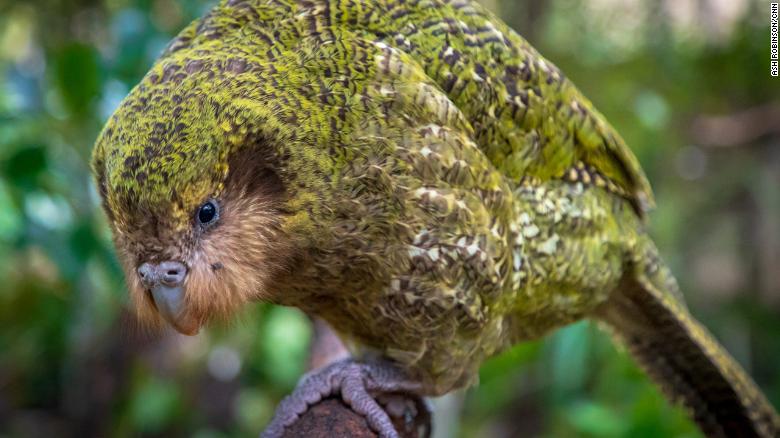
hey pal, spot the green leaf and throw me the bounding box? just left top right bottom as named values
left=566, top=401, right=628, bottom=437
left=130, top=377, right=182, bottom=433
left=258, top=307, right=311, bottom=388
left=52, top=43, right=103, bottom=116
left=2, top=145, right=47, bottom=189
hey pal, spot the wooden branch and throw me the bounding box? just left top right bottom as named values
left=280, top=395, right=431, bottom=438
left=271, top=317, right=432, bottom=438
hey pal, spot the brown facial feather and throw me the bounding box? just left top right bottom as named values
left=116, top=145, right=294, bottom=333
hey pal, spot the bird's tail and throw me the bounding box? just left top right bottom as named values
left=596, top=238, right=780, bottom=438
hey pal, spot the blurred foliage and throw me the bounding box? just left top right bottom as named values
left=0, top=0, right=778, bottom=436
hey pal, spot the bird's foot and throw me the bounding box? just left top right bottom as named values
left=261, top=358, right=425, bottom=438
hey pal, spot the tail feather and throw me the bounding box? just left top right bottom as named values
left=596, top=242, right=780, bottom=437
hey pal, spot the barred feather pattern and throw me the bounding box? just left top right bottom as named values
left=92, top=0, right=779, bottom=431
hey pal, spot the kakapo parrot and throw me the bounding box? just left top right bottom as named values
left=91, top=0, right=780, bottom=436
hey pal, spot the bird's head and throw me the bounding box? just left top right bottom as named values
left=91, top=2, right=459, bottom=335
left=91, top=51, right=322, bottom=335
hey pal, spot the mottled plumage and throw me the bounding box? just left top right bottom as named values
left=92, top=0, right=779, bottom=436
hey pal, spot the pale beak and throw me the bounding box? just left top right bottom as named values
left=150, top=284, right=199, bottom=335
left=138, top=261, right=200, bottom=335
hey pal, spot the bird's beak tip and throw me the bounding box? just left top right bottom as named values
left=150, top=284, right=200, bottom=336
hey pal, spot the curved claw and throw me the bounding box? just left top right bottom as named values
left=261, top=359, right=424, bottom=438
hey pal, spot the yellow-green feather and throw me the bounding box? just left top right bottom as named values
left=92, top=1, right=777, bottom=435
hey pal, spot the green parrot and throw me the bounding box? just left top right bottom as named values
left=91, top=0, right=780, bottom=436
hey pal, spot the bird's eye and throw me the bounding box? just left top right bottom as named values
left=197, top=200, right=219, bottom=226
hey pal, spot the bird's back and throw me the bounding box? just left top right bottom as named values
left=166, top=0, right=653, bottom=213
